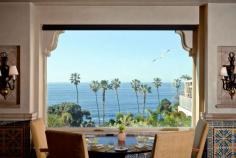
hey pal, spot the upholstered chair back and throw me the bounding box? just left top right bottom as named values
left=192, top=119, right=209, bottom=158
left=30, top=118, right=48, bottom=158
left=152, top=130, right=195, bottom=158
left=46, top=130, right=89, bottom=158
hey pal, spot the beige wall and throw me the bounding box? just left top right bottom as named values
left=0, top=3, right=32, bottom=114
left=37, top=5, right=199, bottom=24
left=206, top=3, right=236, bottom=113
left=1, top=2, right=236, bottom=118
left=35, top=5, right=199, bottom=118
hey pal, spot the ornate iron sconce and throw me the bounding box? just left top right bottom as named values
left=220, top=52, right=236, bottom=99
left=0, top=51, right=19, bottom=99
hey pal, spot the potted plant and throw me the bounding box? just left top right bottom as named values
left=117, top=124, right=126, bottom=143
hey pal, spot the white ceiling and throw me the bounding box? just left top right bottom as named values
left=0, top=0, right=236, bottom=6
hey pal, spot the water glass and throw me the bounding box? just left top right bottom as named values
left=108, top=137, right=115, bottom=147
left=87, top=135, right=96, bottom=146
left=136, top=136, right=144, bottom=146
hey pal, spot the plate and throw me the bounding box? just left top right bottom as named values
left=115, top=146, right=128, bottom=152
left=135, top=144, right=144, bottom=148
left=90, top=144, right=104, bottom=149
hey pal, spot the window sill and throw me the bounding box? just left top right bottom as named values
left=47, top=127, right=192, bottom=136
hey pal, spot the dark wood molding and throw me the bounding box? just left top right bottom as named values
left=16, top=46, right=20, bottom=105
left=42, top=24, right=198, bottom=31
left=202, top=112, right=236, bottom=120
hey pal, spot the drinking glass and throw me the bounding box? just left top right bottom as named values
left=108, top=137, right=115, bottom=148
left=143, top=136, right=148, bottom=145
left=87, top=135, right=96, bottom=147
left=136, top=136, right=144, bottom=147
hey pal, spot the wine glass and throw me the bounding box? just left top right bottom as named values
left=136, top=135, right=144, bottom=147
left=107, top=137, right=115, bottom=149
left=87, top=135, right=96, bottom=147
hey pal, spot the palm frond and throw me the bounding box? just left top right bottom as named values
left=89, top=80, right=100, bottom=92
left=111, top=78, right=121, bottom=90
left=70, top=73, right=81, bottom=85
left=153, top=77, right=162, bottom=88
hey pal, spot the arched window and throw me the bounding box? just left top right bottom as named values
left=41, top=25, right=199, bottom=130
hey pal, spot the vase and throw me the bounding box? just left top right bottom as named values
left=118, top=132, right=126, bottom=145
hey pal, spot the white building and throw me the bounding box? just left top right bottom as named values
left=178, top=80, right=192, bottom=116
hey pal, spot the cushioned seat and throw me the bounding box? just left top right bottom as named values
left=152, top=130, right=195, bottom=158
left=30, top=118, right=48, bottom=158
left=46, top=130, right=89, bottom=158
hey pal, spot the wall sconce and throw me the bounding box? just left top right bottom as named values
left=0, top=51, right=19, bottom=99
left=220, top=52, right=236, bottom=99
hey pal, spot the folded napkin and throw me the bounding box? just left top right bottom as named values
left=128, top=144, right=152, bottom=152
left=90, top=144, right=114, bottom=152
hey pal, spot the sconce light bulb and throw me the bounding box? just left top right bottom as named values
left=220, top=67, right=228, bottom=76
left=9, top=66, right=19, bottom=76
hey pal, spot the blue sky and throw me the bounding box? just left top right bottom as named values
left=47, top=31, right=192, bottom=83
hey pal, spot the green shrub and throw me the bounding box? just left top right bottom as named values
left=48, top=102, right=94, bottom=127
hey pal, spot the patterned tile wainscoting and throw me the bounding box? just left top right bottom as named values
left=0, top=121, right=31, bottom=158
left=206, top=120, right=236, bottom=158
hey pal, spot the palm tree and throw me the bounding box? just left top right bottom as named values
left=153, top=77, right=162, bottom=105
left=70, top=73, right=80, bottom=105
left=131, top=79, right=141, bottom=113
left=173, top=78, right=182, bottom=100
left=100, top=80, right=111, bottom=124
left=180, top=74, right=192, bottom=80
left=111, top=78, right=121, bottom=113
left=139, top=84, right=152, bottom=116
left=89, top=80, right=101, bottom=125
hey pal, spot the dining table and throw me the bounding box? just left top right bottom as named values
left=87, top=134, right=154, bottom=158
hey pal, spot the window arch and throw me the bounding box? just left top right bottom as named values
left=40, top=26, right=200, bottom=128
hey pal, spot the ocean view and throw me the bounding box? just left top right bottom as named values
left=47, top=82, right=183, bottom=122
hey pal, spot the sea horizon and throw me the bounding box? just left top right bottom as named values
left=47, top=82, right=183, bottom=123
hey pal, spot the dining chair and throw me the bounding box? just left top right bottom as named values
left=30, top=118, right=48, bottom=158
left=45, top=130, right=89, bottom=158
left=192, top=119, right=209, bottom=158
left=151, top=130, right=195, bottom=158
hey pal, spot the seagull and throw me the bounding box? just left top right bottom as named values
left=152, top=49, right=171, bottom=62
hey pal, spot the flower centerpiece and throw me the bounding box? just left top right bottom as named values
left=117, top=124, right=126, bottom=144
